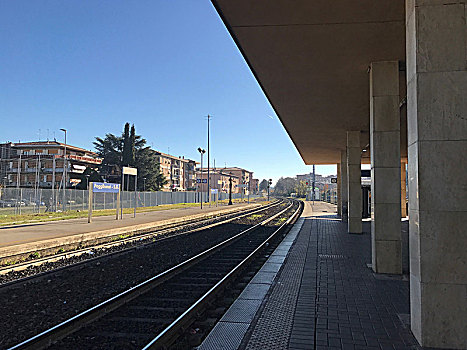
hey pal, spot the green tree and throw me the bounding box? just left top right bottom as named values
left=294, top=180, right=308, bottom=198
left=94, top=133, right=122, bottom=166
left=75, top=167, right=103, bottom=190
left=122, top=122, right=132, bottom=166
left=129, top=124, right=136, bottom=166
left=273, top=177, right=297, bottom=196
left=135, top=148, right=167, bottom=191
left=259, top=179, right=269, bottom=192
left=94, top=123, right=166, bottom=191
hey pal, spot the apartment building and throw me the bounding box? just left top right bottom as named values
left=195, top=169, right=240, bottom=194
left=197, top=167, right=258, bottom=195
left=0, top=141, right=101, bottom=188
left=221, top=167, right=256, bottom=195
left=296, top=173, right=337, bottom=194
left=153, top=151, right=196, bottom=191
left=0, top=142, right=17, bottom=185
left=250, top=178, right=259, bottom=194
left=297, top=173, right=337, bottom=184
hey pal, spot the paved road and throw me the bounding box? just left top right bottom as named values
left=0, top=202, right=257, bottom=249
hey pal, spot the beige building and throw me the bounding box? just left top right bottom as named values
left=221, top=167, right=255, bottom=195
left=195, top=169, right=240, bottom=194
left=196, top=167, right=258, bottom=195
left=250, top=178, right=259, bottom=194
left=0, top=141, right=101, bottom=188
left=154, top=151, right=196, bottom=191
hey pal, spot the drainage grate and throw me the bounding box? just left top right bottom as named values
left=318, top=254, right=347, bottom=259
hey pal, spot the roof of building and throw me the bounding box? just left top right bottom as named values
left=200, top=166, right=253, bottom=174
left=196, top=169, right=240, bottom=179
left=211, top=1, right=406, bottom=164
left=153, top=151, right=195, bottom=163
left=12, top=141, right=99, bottom=157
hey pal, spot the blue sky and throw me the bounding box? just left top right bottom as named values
left=0, top=1, right=336, bottom=183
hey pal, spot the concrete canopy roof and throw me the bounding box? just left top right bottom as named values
left=212, top=1, right=406, bottom=164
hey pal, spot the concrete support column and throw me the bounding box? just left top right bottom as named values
left=340, top=150, right=348, bottom=222
left=347, top=131, right=362, bottom=233
left=369, top=61, right=401, bottom=274
left=401, top=162, right=406, bottom=218
left=337, top=163, right=342, bottom=217
left=407, top=1, right=467, bottom=348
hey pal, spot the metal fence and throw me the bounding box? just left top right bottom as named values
left=0, top=187, right=262, bottom=215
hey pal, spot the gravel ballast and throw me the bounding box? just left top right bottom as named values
left=0, top=202, right=290, bottom=349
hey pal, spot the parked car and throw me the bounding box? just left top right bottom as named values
left=0, top=199, right=26, bottom=207
left=0, top=200, right=12, bottom=207
left=22, top=199, right=44, bottom=206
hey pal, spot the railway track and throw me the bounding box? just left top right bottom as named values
left=0, top=200, right=281, bottom=286
left=8, top=199, right=302, bottom=350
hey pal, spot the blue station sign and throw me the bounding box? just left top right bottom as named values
left=196, top=179, right=208, bottom=184
left=92, top=182, right=120, bottom=193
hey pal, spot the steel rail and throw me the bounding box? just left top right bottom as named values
left=143, top=200, right=303, bottom=349
left=7, top=200, right=293, bottom=350
left=0, top=200, right=281, bottom=281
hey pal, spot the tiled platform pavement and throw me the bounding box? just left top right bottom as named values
left=201, top=201, right=436, bottom=350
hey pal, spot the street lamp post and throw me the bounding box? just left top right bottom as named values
left=143, top=177, right=146, bottom=207
left=206, top=115, right=211, bottom=205
left=60, top=128, right=67, bottom=212
left=267, top=179, right=272, bottom=201
left=85, top=174, right=90, bottom=190
left=228, top=173, right=233, bottom=205
left=197, top=147, right=206, bottom=209
left=241, top=175, right=245, bottom=203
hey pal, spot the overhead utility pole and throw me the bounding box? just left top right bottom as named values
left=312, top=164, right=316, bottom=205
left=198, top=147, right=206, bottom=209
left=207, top=115, right=211, bottom=205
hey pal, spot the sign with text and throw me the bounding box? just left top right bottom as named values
left=92, top=182, right=120, bottom=193
left=211, top=188, right=218, bottom=194
left=196, top=179, right=208, bottom=184
left=122, top=166, right=138, bottom=176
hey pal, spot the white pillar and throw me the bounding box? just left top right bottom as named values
left=369, top=61, right=401, bottom=274
left=347, top=131, right=361, bottom=233
left=407, top=1, right=467, bottom=348
left=340, top=150, right=348, bottom=222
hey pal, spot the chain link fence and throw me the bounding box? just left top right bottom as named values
left=0, top=187, right=262, bottom=216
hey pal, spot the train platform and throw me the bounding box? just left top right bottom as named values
left=0, top=201, right=261, bottom=261
left=200, top=201, right=425, bottom=350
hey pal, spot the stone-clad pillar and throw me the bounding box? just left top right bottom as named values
left=401, top=162, right=406, bottom=218
left=347, top=131, right=362, bottom=234
left=369, top=61, right=401, bottom=274
left=340, top=150, right=348, bottom=222
left=337, top=163, right=342, bottom=217
left=406, top=1, right=467, bottom=348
